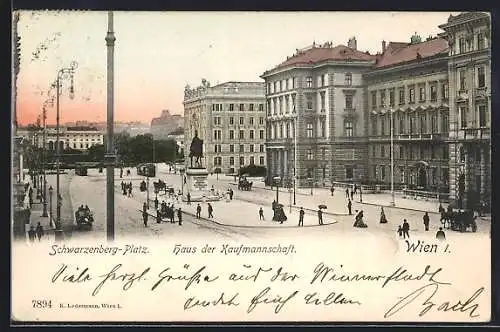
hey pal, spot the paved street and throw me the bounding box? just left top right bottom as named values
left=23, top=163, right=485, bottom=244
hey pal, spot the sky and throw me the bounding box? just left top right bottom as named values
left=14, top=11, right=459, bottom=126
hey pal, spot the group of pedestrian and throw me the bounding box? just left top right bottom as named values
left=142, top=202, right=183, bottom=227
left=195, top=203, right=214, bottom=219
left=395, top=212, right=446, bottom=241
left=27, top=222, right=45, bottom=243
left=121, top=181, right=133, bottom=197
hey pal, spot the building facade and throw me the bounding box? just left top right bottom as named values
left=439, top=12, right=491, bottom=207
left=18, top=126, right=104, bottom=151
left=262, top=12, right=491, bottom=207
left=183, top=80, right=266, bottom=174
left=261, top=39, right=376, bottom=187
left=365, top=36, right=450, bottom=194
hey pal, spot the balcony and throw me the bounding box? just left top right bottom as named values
left=369, top=132, right=448, bottom=141
left=457, top=89, right=469, bottom=101
left=344, top=108, right=356, bottom=116
left=455, top=128, right=490, bottom=140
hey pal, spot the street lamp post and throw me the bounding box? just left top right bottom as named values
left=146, top=175, right=150, bottom=209
left=105, top=11, right=117, bottom=242
left=41, top=95, right=54, bottom=218
left=48, top=186, right=53, bottom=228
left=53, top=61, right=78, bottom=240
left=308, top=177, right=313, bottom=196
left=180, top=169, right=185, bottom=196
left=390, top=110, right=395, bottom=207
left=293, top=117, right=297, bottom=205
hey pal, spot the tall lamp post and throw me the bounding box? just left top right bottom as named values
left=180, top=168, right=185, bottom=196
left=308, top=177, right=313, bottom=196
left=293, top=117, right=297, bottom=205
left=41, top=95, right=55, bottom=218
left=390, top=109, right=395, bottom=207
left=52, top=61, right=78, bottom=239
left=105, top=11, right=117, bottom=241
left=48, top=185, right=53, bottom=228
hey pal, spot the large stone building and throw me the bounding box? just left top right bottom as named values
left=262, top=12, right=490, bottom=207
left=183, top=80, right=266, bottom=174
left=18, top=126, right=104, bottom=151
left=150, top=110, right=184, bottom=139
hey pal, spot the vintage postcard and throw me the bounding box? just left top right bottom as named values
left=11, top=11, right=491, bottom=323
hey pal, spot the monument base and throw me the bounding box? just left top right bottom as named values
left=184, top=167, right=220, bottom=202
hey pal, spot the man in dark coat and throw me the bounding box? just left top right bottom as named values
left=436, top=227, right=446, bottom=241
left=299, top=207, right=305, bottom=227
left=156, top=210, right=162, bottom=224
left=347, top=200, right=352, bottom=215
left=318, top=208, right=323, bottom=225
left=177, top=208, right=182, bottom=226
left=423, top=212, right=430, bottom=231
left=402, top=219, right=410, bottom=239
left=142, top=203, right=148, bottom=227
left=208, top=203, right=214, bottom=218
left=28, top=225, right=36, bottom=242
left=259, top=207, right=264, bottom=220
left=35, top=222, right=44, bottom=241
left=196, top=204, right=201, bottom=219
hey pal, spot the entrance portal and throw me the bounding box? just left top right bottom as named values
left=418, top=167, right=427, bottom=188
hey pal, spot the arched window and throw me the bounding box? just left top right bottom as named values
left=345, top=73, right=352, bottom=86
left=48, top=141, right=54, bottom=150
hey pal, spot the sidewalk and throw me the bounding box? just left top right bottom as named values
left=20, top=182, right=56, bottom=243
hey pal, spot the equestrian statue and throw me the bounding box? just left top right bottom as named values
left=189, top=130, right=204, bottom=168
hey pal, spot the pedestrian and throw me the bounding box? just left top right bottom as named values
left=229, top=188, right=234, bottom=200
left=170, top=206, right=175, bottom=223
left=156, top=210, right=161, bottom=224
left=350, top=189, right=354, bottom=201
left=120, top=168, right=123, bottom=178
left=354, top=184, right=358, bottom=195
left=187, top=193, right=191, bottom=205
left=299, top=207, right=305, bottom=227
left=143, top=210, right=148, bottom=227
left=436, top=227, right=446, bottom=241
left=208, top=203, right=213, bottom=218
left=259, top=207, right=264, bottom=220
left=318, top=208, right=323, bottom=225
left=402, top=219, right=410, bottom=239
left=128, top=186, right=132, bottom=198
left=345, top=187, right=349, bottom=199
left=177, top=208, right=182, bottom=225
left=35, top=222, right=44, bottom=241
left=28, top=225, right=36, bottom=243
left=330, top=185, right=335, bottom=196
left=397, top=225, right=403, bottom=237
left=380, top=206, right=388, bottom=224
left=154, top=197, right=159, bottom=210
left=423, top=212, right=430, bottom=231
left=196, top=204, right=201, bottom=219
left=347, top=199, right=352, bottom=215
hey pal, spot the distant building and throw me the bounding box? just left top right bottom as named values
left=150, top=110, right=184, bottom=139
left=18, top=126, right=104, bottom=151
left=183, top=80, right=266, bottom=174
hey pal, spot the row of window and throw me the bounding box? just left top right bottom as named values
left=214, top=144, right=265, bottom=153
left=46, top=141, right=97, bottom=149
left=211, top=103, right=264, bottom=112
left=370, top=144, right=449, bottom=160
left=213, top=129, right=265, bottom=140
left=268, top=120, right=356, bottom=139
left=213, top=156, right=265, bottom=166
left=458, top=104, right=488, bottom=128
left=213, top=116, right=265, bottom=126
left=371, top=82, right=449, bottom=108
left=372, top=165, right=449, bottom=186
left=267, top=73, right=353, bottom=94
left=371, top=112, right=449, bottom=136
left=458, top=66, right=486, bottom=91
left=457, top=31, right=488, bottom=54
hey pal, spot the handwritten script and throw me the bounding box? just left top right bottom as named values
left=49, top=261, right=485, bottom=319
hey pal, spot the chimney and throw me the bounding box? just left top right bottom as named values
left=382, top=40, right=386, bottom=53
left=348, top=37, right=357, bottom=50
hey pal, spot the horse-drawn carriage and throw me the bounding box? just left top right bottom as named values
left=238, top=176, right=253, bottom=191
left=74, top=206, right=94, bottom=229
left=441, top=208, right=477, bottom=232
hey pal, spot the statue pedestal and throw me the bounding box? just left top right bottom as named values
left=184, top=167, right=220, bottom=202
